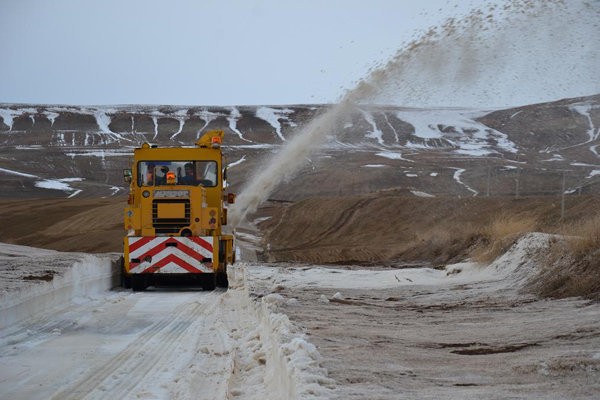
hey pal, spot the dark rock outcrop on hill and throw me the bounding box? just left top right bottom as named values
left=0, top=95, right=599, bottom=200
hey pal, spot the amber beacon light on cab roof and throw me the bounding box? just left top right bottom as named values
left=121, top=130, right=236, bottom=291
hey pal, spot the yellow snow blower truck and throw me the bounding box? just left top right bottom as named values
left=121, top=130, right=235, bottom=291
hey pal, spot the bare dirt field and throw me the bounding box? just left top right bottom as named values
left=0, top=197, right=124, bottom=253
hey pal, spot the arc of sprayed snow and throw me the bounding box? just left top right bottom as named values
left=229, top=0, right=573, bottom=226
left=229, top=102, right=352, bottom=227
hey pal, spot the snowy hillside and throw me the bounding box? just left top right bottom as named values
left=0, top=94, right=599, bottom=199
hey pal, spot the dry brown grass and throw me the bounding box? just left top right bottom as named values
left=559, top=214, right=600, bottom=255
left=530, top=214, right=600, bottom=300
left=471, top=214, right=538, bottom=263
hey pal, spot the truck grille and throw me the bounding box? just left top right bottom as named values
left=152, top=199, right=190, bottom=234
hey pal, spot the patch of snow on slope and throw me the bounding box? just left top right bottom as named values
left=151, top=115, right=159, bottom=139
left=66, top=149, right=131, bottom=158
left=587, top=170, right=600, bottom=179
left=0, top=167, right=38, bottom=178
left=226, top=143, right=278, bottom=149
left=195, top=109, right=224, bottom=139
left=170, top=109, right=189, bottom=140
left=452, top=168, right=478, bottom=196
left=89, top=108, right=129, bottom=143
left=570, top=102, right=599, bottom=142
left=93, top=110, right=113, bottom=134
left=67, top=189, right=82, bottom=198
left=256, top=107, right=297, bottom=142
left=228, top=107, right=252, bottom=143
left=571, top=162, right=600, bottom=168
left=411, top=190, right=434, bottom=197
left=396, top=109, right=518, bottom=155
left=383, top=113, right=399, bottom=143
left=376, top=151, right=411, bottom=161
left=542, top=154, right=564, bottom=162
left=228, top=155, right=247, bottom=168
left=45, top=111, right=59, bottom=126
left=360, top=109, right=384, bottom=145
left=0, top=108, right=36, bottom=131
left=362, top=164, right=386, bottom=168
left=34, top=178, right=84, bottom=193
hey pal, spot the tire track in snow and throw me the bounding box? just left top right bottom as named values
left=50, top=294, right=217, bottom=400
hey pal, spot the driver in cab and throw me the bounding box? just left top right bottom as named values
left=178, top=163, right=196, bottom=185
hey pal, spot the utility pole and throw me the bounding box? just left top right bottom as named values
left=486, top=165, right=491, bottom=197
left=561, top=171, right=566, bottom=220
left=515, top=167, right=520, bottom=199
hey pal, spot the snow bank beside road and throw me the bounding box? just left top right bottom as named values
left=251, top=233, right=554, bottom=294
left=229, top=264, right=333, bottom=399
left=0, top=243, right=119, bottom=328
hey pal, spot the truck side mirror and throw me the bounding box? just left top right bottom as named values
left=123, top=168, right=132, bottom=183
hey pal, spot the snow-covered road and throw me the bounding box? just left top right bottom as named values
left=0, top=245, right=331, bottom=400
left=1, top=289, right=241, bottom=399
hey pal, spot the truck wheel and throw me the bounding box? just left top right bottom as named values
left=202, top=274, right=216, bottom=291
left=216, top=272, right=228, bottom=288
left=122, top=273, right=132, bottom=289
left=131, top=275, right=148, bottom=292
left=120, top=257, right=132, bottom=289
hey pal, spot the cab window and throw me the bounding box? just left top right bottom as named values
left=137, top=161, right=218, bottom=187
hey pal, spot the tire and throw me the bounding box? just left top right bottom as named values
left=216, top=272, right=229, bottom=288
left=120, top=256, right=132, bottom=289
left=122, top=273, right=132, bottom=289
left=202, top=274, right=216, bottom=291
left=131, top=275, right=148, bottom=292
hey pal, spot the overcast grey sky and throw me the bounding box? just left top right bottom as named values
left=0, top=0, right=485, bottom=105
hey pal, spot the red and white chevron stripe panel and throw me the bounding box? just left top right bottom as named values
left=127, top=236, right=214, bottom=274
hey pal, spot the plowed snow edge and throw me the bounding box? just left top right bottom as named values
left=0, top=243, right=119, bottom=328
left=228, top=264, right=333, bottom=400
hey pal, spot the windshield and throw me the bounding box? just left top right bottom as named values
left=138, top=161, right=218, bottom=187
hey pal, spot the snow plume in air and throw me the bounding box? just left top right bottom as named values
left=229, top=102, right=353, bottom=227
left=229, top=0, right=597, bottom=226
left=356, top=0, right=600, bottom=108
